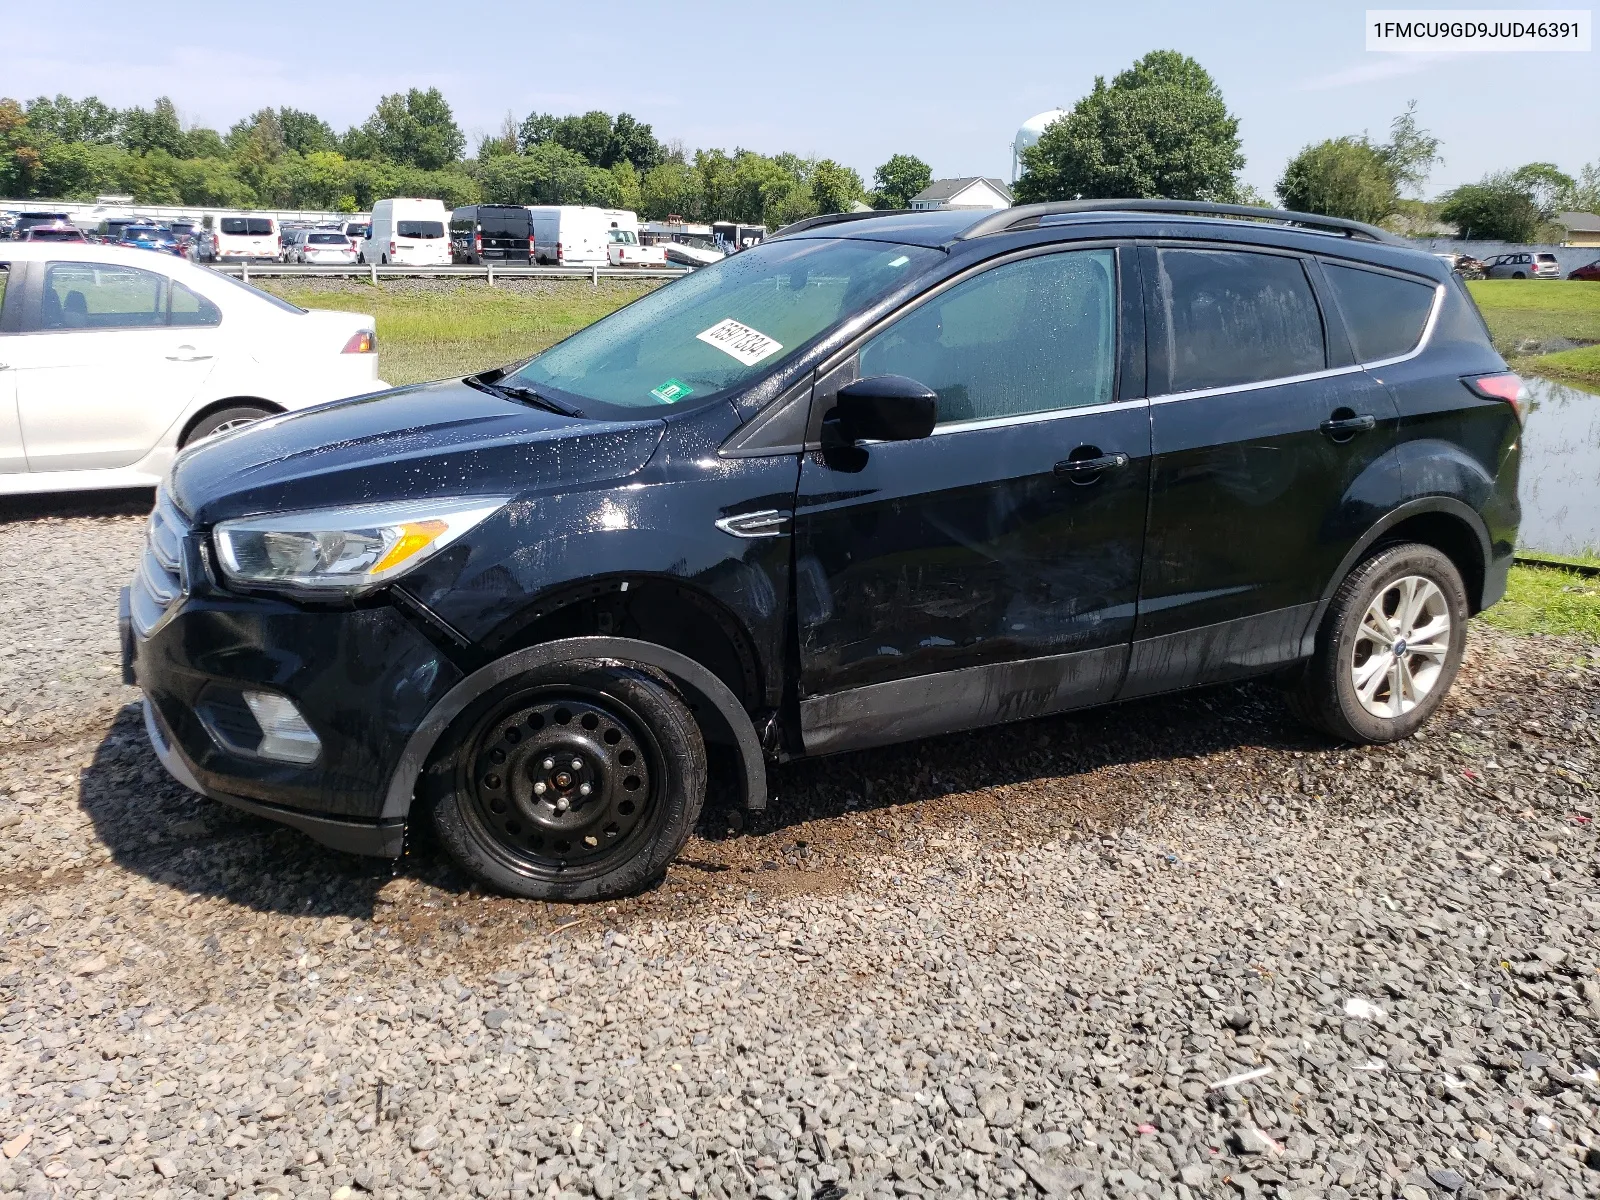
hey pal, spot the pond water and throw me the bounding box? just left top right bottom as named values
left=1518, top=377, right=1600, bottom=556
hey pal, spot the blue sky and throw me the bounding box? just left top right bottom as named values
left=5, top=0, right=1595, bottom=198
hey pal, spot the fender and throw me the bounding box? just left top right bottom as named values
left=1303, top=495, right=1493, bottom=652
left=380, top=635, right=767, bottom=822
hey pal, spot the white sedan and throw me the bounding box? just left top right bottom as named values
left=294, top=231, right=359, bottom=265
left=0, top=241, right=386, bottom=495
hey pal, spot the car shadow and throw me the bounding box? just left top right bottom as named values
left=0, top=487, right=155, bottom=525
left=81, top=672, right=1317, bottom=918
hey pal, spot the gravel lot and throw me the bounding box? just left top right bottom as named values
left=1, top=505, right=1598, bottom=1200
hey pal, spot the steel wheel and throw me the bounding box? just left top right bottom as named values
left=461, top=686, right=662, bottom=880
left=1349, top=572, right=1454, bottom=718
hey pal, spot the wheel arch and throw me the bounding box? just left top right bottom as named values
left=177, top=397, right=284, bottom=447
left=381, top=635, right=766, bottom=822
left=1313, top=498, right=1492, bottom=639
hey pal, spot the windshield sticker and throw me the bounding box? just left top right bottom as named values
left=695, top=318, right=784, bottom=366
left=650, top=378, right=694, bottom=404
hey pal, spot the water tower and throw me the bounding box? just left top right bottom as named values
left=1013, top=109, right=1068, bottom=183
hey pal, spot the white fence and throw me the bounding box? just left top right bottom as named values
left=215, top=263, right=692, bottom=284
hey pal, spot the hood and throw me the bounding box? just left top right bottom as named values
left=170, top=378, right=667, bottom=525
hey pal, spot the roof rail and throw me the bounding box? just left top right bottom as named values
left=768, top=209, right=911, bottom=239
left=957, top=199, right=1407, bottom=246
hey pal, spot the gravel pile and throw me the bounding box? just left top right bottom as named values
left=1, top=511, right=1597, bottom=1200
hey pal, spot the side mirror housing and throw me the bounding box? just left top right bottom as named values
left=828, top=375, right=938, bottom=444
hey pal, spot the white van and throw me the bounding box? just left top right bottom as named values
left=212, top=215, right=280, bottom=263
left=526, top=206, right=612, bottom=267
left=362, top=198, right=451, bottom=266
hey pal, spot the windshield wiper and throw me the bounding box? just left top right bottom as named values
left=473, top=376, right=585, bottom=418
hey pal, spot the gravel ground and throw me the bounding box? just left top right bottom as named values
left=1, top=507, right=1598, bottom=1200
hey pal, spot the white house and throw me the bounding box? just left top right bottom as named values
left=908, top=177, right=1013, bottom=212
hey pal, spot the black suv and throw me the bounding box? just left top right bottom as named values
left=123, top=200, right=1521, bottom=901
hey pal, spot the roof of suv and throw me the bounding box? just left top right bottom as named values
left=772, top=199, right=1443, bottom=277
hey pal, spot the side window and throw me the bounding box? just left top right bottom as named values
left=858, top=249, right=1117, bottom=425
left=170, top=280, right=222, bottom=328
left=1322, top=263, right=1436, bottom=363
left=1156, top=248, right=1325, bottom=393
left=41, top=262, right=168, bottom=331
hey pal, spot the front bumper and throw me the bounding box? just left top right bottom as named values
left=126, top=523, right=464, bottom=855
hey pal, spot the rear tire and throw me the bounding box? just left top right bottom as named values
left=1512, top=271, right=1527, bottom=279
left=1287, top=543, right=1468, bottom=744
left=425, top=659, right=706, bottom=901
left=182, top=404, right=273, bottom=446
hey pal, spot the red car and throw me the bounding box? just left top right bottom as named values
left=1569, top=259, right=1600, bottom=282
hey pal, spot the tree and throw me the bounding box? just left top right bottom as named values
left=120, top=97, right=187, bottom=156
left=1015, top=49, right=1243, bottom=203
left=640, top=158, right=703, bottom=220
left=479, top=141, right=608, bottom=205
left=279, top=108, right=335, bottom=156
left=1276, top=137, right=1398, bottom=224
left=477, top=112, right=519, bottom=160
left=361, top=88, right=464, bottom=170
left=1563, top=160, right=1600, bottom=213
left=811, top=160, right=865, bottom=214
left=24, top=94, right=119, bottom=144
left=1509, top=162, right=1575, bottom=218
left=1376, top=101, right=1441, bottom=197
left=607, top=113, right=663, bottom=171
left=872, top=154, right=931, bottom=208
left=1439, top=173, right=1540, bottom=241
left=227, top=109, right=285, bottom=160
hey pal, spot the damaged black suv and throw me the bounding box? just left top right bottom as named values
left=124, top=200, right=1521, bottom=900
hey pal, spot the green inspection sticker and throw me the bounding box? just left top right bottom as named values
left=650, top=378, right=694, bottom=404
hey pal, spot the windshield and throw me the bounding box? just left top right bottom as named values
left=506, top=237, right=939, bottom=412
left=608, top=230, right=638, bottom=245
left=397, top=221, right=445, bottom=239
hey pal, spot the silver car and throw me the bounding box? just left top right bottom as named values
left=1483, top=251, right=1560, bottom=279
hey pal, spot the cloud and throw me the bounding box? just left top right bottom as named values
left=1300, top=52, right=1458, bottom=91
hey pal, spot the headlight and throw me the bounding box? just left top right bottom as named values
left=214, top=498, right=507, bottom=593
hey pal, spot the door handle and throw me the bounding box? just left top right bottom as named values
left=165, top=348, right=213, bottom=362
left=1319, top=413, right=1377, bottom=440
left=1053, top=451, right=1129, bottom=482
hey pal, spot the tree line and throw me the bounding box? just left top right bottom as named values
left=0, top=90, right=933, bottom=225
left=6, top=60, right=1590, bottom=238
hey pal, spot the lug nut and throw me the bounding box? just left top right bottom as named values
left=533, top=781, right=547, bottom=795
left=542, top=757, right=555, bottom=770
left=571, top=758, right=583, bottom=771
left=555, top=796, right=570, bottom=813
left=579, top=783, right=592, bottom=796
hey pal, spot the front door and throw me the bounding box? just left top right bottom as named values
left=793, top=245, right=1151, bottom=755
left=1126, top=244, right=1402, bottom=696
left=10, top=259, right=219, bottom=473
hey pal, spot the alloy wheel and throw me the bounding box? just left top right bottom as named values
left=1349, top=574, right=1452, bottom=719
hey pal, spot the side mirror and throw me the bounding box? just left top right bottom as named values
left=828, top=375, right=938, bottom=444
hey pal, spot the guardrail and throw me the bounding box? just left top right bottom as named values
left=211, top=263, right=693, bottom=285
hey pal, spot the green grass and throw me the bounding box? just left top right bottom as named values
left=1466, top=280, right=1600, bottom=385
left=1479, top=562, right=1600, bottom=640
left=258, top=278, right=660, bottom=386
left=1518, top=342, right=1600, bottom=387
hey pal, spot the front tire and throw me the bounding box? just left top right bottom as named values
left=1287, top=543, right=1469, bottom=744
left=426, top=660, right=706, bottom=901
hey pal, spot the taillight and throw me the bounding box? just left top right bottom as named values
left=342, top=330, right=376, bottom=354
left=389, top=241, right=397, bottom=255
left=1463, top=372, right=1524, bottom=422
left=474, top=233, right=482, bottom=252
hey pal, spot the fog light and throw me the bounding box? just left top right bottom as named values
left=241, top=691, right=321, bottom=764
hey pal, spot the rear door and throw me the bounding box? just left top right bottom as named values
left=0, top=260, right=23, bottom=474
left=793, top=244, right=1151, bottom=754
left=7, top=259, right=220, bottom=472
left=1125, top=243, right=1400, bottom=696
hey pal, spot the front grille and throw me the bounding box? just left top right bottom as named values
left=130, top=492, right=189, bottom=639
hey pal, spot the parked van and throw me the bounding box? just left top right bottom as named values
left=449, top=205, right=534, bottom=264
left=213, top=215, right=280, bottom=263
left=362, top=198, right=451, bottom=266
left=526, top=206, right=611, bottom=266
